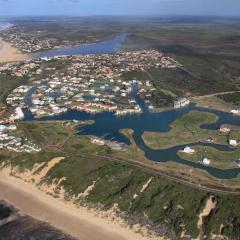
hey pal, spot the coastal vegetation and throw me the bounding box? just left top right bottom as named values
left=217, top=92, right=240, bottom=107
left=1, top=138, right=240, bottom=239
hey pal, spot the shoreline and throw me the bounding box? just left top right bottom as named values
left=0, top=169, right=158, bottom=240
left=0, top=38, right=28, bottom=63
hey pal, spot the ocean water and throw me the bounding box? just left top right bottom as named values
left=0, top=21, right=11, bottom=51
left=0, top=203, right=74, bottom=240
left=0, top=22, right=11, bottom=31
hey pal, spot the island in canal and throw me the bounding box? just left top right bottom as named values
left=0, top=16, right=240, bottom=240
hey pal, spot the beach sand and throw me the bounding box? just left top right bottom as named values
left=0, top=170, right=152, bottom=240
left=0, top=38, right=28, bottom=63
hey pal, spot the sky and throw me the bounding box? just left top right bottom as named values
left=0, top=0, right=239, bottom=17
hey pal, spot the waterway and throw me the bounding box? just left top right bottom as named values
left=0, top=25, right=238, bottom=179
left=23, top=84, right=240, bottom=179
left=34, top=33, right=131, bottom=59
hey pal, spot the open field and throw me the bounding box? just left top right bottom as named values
left=192, top=95, right=236, bottom=113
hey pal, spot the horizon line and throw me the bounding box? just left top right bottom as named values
left=1, top=14, right=240, bottom=19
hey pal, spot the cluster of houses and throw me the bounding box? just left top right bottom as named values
left=6, top=86, right=32, bottom=107
left=0, top=123, right=41, bottom=153
left=0, top=90, right=41, bottom=153
left=174, top=98, right=190, bottom=109
left=3, top=50, right=179, bottom=117
left=219, top=125, right=239, bottom=147
left=180, top=123, right=240, bottom=166
left=0, top=26, right=69, bottom=53
left=180, top=146, right=211, bottom=166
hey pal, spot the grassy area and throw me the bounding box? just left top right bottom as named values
left=143, top=111, right=229, bottom=149
left=193, top=95, right=235, bottom=113
left=0, top=74, right=28, bottom=106
left=2, top=120, right=240, bottom=238
left=4, top=149, right=240, bottom=239
left=178, top=146, right=240, bottom=170
left=143, top=111, right=240, bottom=170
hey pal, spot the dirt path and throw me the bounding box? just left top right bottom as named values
left=191, top=91, right=240, bottom=100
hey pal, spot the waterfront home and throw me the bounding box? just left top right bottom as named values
left=9, top=107, right=24, bottom=122
left=180, top=146, right=195, bottom=154
left=91, top=138, right=105, bottom=146
left=174, top=98, right=190, bottom=109
left=219, top=125, right=231, bottom=133
left=202, top=158, right=211, bottom=166
left=230, top=109, right=240, bottom=115
left=148, top=105, right=154, bottom=111
left=229, top=139, right=238, bottom=146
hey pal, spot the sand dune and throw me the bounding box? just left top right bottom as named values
left=0, top=170, right=153, bottom=240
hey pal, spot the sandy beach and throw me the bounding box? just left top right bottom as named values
left=0, top=38, right=28, bottom=63
left=0, top=170, right=153, bottom=240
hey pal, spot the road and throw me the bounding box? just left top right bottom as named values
left=190, top=90, right=240, bottom=100
left=61, top=151, right=240, bottom=196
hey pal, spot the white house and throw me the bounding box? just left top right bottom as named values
left=174, top=98, right=190, bottom=109
left=91, top=138, right=105, bottom=146
left=230, top=109, right=240, bottom=115
left=180, top=146, right=195, bottom=154
left=202, top=158, right=211, bottom=166
left=229, top=139, right=238, bottom=146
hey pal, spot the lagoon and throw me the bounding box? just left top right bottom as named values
left=34, top=33, right=130, bottom=59
left=16, top=32, right=240, bottom=179
left=24, top=89, right=240, bottom=180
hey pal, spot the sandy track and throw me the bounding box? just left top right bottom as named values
left=0, top=171, right=149, bottom=240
